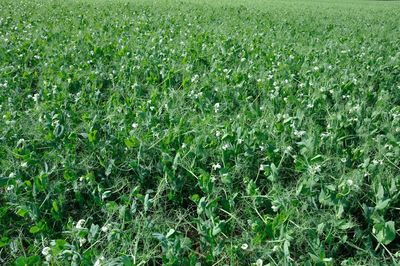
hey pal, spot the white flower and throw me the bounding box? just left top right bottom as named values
left=32, top=93, right=39, bottom=102
left=256, top=259, right=263, bottom=266
left=346, top=179, right=354, bottom=186
left=259, top=164, right=265, bottom=171
left=341, top=158, right=347, bottom=163
left=212, top=163, right=221, bottom=170
left=320, top=132, right=331, bottom=138
left=214, top=103, right=220, bottom=113
left=17, top=138, right=25, bottom=146
left=76, top=219, right=86, bottom=229
left=191, top=74, right=199, bottom=83
left=131, top=123, right=138, bottom=129
left=181, top=143, right=187, bottom=149
left=294, top=130, right=306, bottom=137
left=42, top=247, right=51, bottom=256
left=271, top=205, right=279, bottom=212
left=215, top=131, right=221, bottom=137
left=222, top=143, right=229, bottom=150
left=284, top=146, right=293, bottom=154
left=241, top=243, right=249, bottom=250
left=6, top=185, right=14, bottom=191
left=309, top=164, right=321, bottom=175
left=9, top=172, right=16, bottom=178
left=237, top=138, right=243, bottom=144
left=101, top=225, right=108, bottom=232
left=94, top=256, right=105, bottom=266
left=79, top=237, right=86, bottom=246
left=21, top=161, right=28, bottom=168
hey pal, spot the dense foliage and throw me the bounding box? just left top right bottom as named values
left=1, top=0, right=399, bottom=265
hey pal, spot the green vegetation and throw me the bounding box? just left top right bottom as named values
left=1, top=0, right=399, bottom=265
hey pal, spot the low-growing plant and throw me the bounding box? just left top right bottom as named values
left=0, top=0, right=399, bottom=265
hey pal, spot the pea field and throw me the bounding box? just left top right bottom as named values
left=0, top=0, right=399, bottom=265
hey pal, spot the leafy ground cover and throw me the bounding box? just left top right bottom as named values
left=0, top=0, right=399, bottom=265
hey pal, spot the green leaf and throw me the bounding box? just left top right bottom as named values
left=29, top=222, right=44, bottom=234
left=52, top=201, right=59, bottom=212
left=88, top=130, right=97, bottom=143
left=0, top=177, right=10, bottom=187
left=376, top=183, right=385, bottom=201
left=283, top=240, right=290, bottom=257
left=375, top=199, right=390, bottom=211
left=63, top=170, right=77, bottom=181
left=89, top=224, right=99, bottom=243
left=120, top=256, right=133, bottom=266
left=130, top=199, right=137, bottom=214
left=338, top=221, right=354, bottom=230
left=144, top=193, right=151, bottom=212
left=29, top=226, right=41, bottom=234
left=16, top=208, right=28, bottom=217
left=212, top=226, right=221, bottom=236
left=15, top=256, right=41, bottom=266
left=105, top=162, right=113, bottom=177
left=124, top=136, right=139, bottom=148
left=0, top=236, right=10, bottom=247
left=373, top=221, right=396, bottom=245
left=55, top=239, right=68, bottom=247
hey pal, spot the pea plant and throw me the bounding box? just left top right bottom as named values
left=0, top=0, right=399, bottom=265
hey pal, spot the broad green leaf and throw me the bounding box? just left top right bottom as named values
left=29, top=226, right=41, bottom=234
left=375, top=199, right=390, bottom=211
left=16, top=209, right=28, bottom=217
left=373, top=221, right=396, bottom=245
left=0, top=236, right=10, bottom=247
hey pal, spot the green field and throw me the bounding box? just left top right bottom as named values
left=1, top=0, right=399, bottom=265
